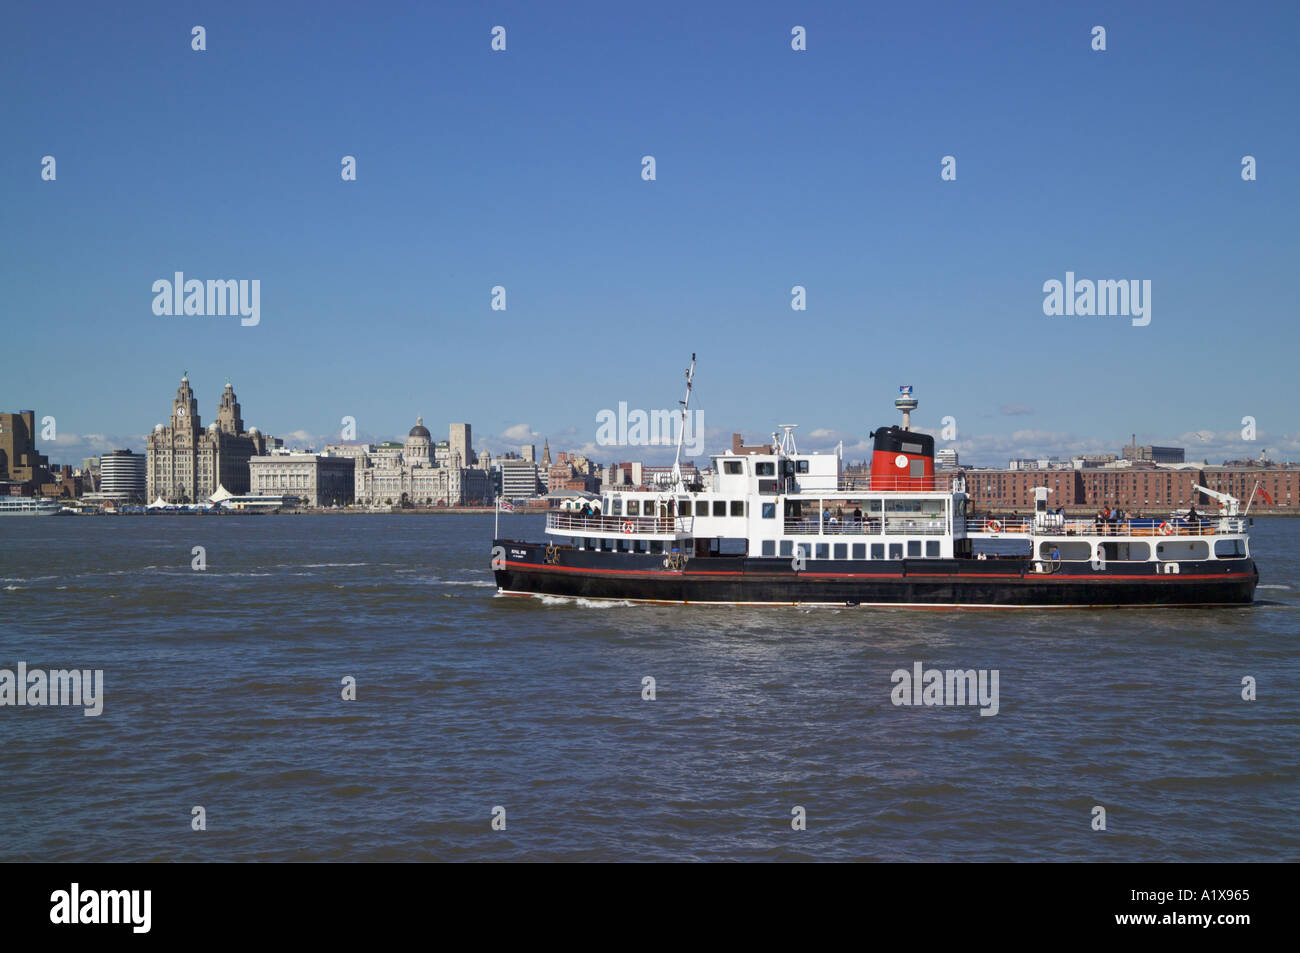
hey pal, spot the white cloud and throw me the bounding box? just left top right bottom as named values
left=500, top=423, right=535, bottom=442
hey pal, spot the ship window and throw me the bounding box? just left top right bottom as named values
left=761, top=503, right=776, bottom=518
left=713, top=500, right=726, bottom=517
left=650, top=541, right=664, bottom=554
left=907, top=540, right=922, bottom=557
left=853, top=543, right=866, bottom=559
left=1214, top=538, right=1245, bottom=558
left=724, top=461, right=743, bottom=475
left=796, top=460, right=809, bottom=473
left=889, top=543, right=903, bottom=559
left=761, top=541, right=775, bottom=556
left=634, top=539, right=646, bottom=553
left=611, top=498, right=622, bottom=516
left=626, top=500, right=640, bottom=516
left=1156, top=540, right=1209, bottom=561
left=926, top=541, right=940, bottom=558
left=730, top=501, right=744, bottom=517
left=756, top=462, right=775, bottom=476
left=779, top=541, right=793, bottom=557
left=871, top=543, right=884, bottom=559
left=1098, top=541, right=1151, bottom=561
left=617, top=539, right=629, bottom=552
left=833, top=543, right=847, bottom=559
left=815, top=543, right=829, bottom=559
left=679, top=500, right=691, bottom=516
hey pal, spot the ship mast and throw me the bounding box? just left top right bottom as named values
left=671, top=353, right=696, bottom=491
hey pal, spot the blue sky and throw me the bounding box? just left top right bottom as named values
left=4, top=1, right=1298, bottom=467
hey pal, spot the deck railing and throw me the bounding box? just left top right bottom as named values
left=969, top=516, right=1245, bottom=537
left=547, top=512, right=683, bottom=535
left=838, top=476, right=960, bottom=493
left=783, top=518, right=947, bottom=536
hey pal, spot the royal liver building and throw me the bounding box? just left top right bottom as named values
left=146, top=375, right=269, bottom=502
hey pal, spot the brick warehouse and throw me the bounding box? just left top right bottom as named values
left=962, top=465, right=1297, bottom=514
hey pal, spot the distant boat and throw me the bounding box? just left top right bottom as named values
left=0, top=498, right=62, bottom=516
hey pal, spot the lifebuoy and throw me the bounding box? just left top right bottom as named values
left=986, top=519, right=1002, bottom=533
left=1158, top=521, right=1173, bottom=536
left=622, top=521, right=636, bottom=534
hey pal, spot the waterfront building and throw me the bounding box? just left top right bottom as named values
left=145, top=376, right=269, bottom=502
left=962, top=464, right=1298, bottom=512
left=0, top=410, right=51, bottom=492
left=249, top=453, right=355, bottom=507
left=99, top=449, right=147, bottom=501
left=1122, top=444, right=1185, bottom=464
left=353, top=417, right=491, bottom=506
left=936, top=448, right=959, bottom=469
left=548, top=452, right=600, bottom=493
left=499, top=457, right=542, bottom=499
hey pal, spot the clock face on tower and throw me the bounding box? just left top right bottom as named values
left=178, top=408, right=186, bottom=417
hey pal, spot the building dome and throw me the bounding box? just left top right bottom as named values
left=248, top=426, right=259, bottom=434
left=154, top=423, right=164, bottom=432
left=208, top=422, right=220, bottom=432
left=408, top=416, right=431, bottom=439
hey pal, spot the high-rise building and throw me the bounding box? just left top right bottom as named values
left=0, top=410, right=50, bottom=490
left=449, top=423, right=471, bottom=469
left=499, top=458, right=541, bottom=499
left=99, top=449, right=147, bottom=501
left=145, top=376, right=268, bottom=502
left=522, top=444, right=535, bottom=463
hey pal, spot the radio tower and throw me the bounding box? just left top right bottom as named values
left=895, top=385, right=918, bottom=430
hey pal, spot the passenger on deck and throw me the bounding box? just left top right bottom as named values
left=853, top=506, right=862, bottom=526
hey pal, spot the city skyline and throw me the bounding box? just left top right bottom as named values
left=5, top=3, right=1299, bottom=469
left=14, top=370, right=1295, bottom=472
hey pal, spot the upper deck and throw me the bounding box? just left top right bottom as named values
left=542, top=431, right=1251, bottom=563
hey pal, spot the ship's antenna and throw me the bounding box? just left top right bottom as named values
left=671, top=353, right=696, bottom=490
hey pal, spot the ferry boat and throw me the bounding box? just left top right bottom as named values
left=0, top=497, right=62, bottom=516
left=492, top=367, right=1258, bottom=608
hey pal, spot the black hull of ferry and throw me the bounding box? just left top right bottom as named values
left=493, top=539, right=1258, bottom=607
